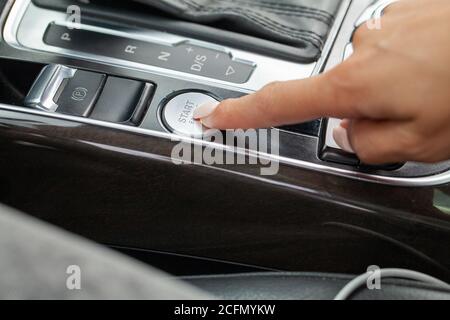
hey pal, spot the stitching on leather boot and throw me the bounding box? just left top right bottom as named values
left=180, top=0, right=325, bottom=48
left=221, top=0, right=335, bottom=24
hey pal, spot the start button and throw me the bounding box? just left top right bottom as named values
left=161, top=92, right=219, bottom=137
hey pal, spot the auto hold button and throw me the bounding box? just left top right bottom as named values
left=161, top=92, right=219, bottom=137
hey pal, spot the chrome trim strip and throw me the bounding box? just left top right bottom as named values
left=345, top=0, right=400, bottom=58
left=313, top=0, right=352, bottom=75
left=355, top=0, right=399, bottom=27
left=0, top=103, right=449, bottom=187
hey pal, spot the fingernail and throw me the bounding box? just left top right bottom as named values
left=193, top=101, right=219, bottom=120
left=333, top=126, right=355, bottom=153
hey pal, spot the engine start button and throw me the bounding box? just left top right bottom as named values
left=162, top=92, right=219, bottom=137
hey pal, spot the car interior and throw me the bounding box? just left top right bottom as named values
left=0, top=0, right=449, bottom=300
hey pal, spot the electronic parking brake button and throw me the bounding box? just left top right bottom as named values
left=162, top=92, right=219, bottom=137
left=56, top=70, right=106, bottom=117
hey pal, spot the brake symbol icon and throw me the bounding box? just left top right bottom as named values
left=71, top=87, right=88, bottom=101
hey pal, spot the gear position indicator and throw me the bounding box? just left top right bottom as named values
left=44, top=24, right=256, bottom=84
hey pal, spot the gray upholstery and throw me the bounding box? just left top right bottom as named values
left=1, top=203, right=449, bottom=300
left=0, top=204, right=211, bottom=300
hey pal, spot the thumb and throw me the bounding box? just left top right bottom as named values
left=193, top=65, right=363, bottom=129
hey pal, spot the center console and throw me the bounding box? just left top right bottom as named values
left=0, top=0, right=449, bottom=279
left=2, top=0, right=449, bottom=186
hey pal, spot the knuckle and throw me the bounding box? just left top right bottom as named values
left=398, top=128, right=426, bottom=159
left=350, top=121, right=437, bottom=164
left=259, top=81, right=282, bottom=102
left=406, top=138, right=431, bottom=162
left=349, top=128, right=376, bottom=163
left=349, top=122, right=389, bottom=164
left=215, top=99, right=237, bottom=122
left=324, top=64, right=363, bottom=109
left=217, top=98, right=233, bottom=112
left=352, top=24, right=371, bottom=45
left=353, top=143, right=378, bottom=164
left=256, top=81, right=283, bottom=116
left=378, top=127, right=425, bottom=163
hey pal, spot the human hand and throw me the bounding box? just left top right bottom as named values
left=193, top=0, right=450, bottom=164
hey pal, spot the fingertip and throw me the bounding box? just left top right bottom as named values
left=199, top=97, right=250, bottom=129
left=193, top=101, right=220, bottom=120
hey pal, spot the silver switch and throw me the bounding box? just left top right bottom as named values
left=25, top=64, right=77, bottom=112
left=161, top=92, right=219, bottom=137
